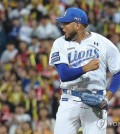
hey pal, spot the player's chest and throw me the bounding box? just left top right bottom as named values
left=66, top=42, right=99, bottom=66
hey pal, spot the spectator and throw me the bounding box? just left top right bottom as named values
left=87, top=10, right=98, bottom=32
left=18, top=23, right=33, bottom=44
left=0, top=21, right=6, bottom=54
left=15, top=41, right=29, bottom=67
left=102, top=2, right=116, bottom=22
left=25, top=89, right=38, bottom=120
left=8, top=83, right=25, bottom=106
left=36, top=15, right=61, bottom=39
left=28, top=35, right=40, bottom=54
left=117, top=126, right=120, bottom=134
left=0, top=125, right=8, bottom=134
left=34, top=106, right=55, bottom=134
left=8, top=17, right=21, bottom=43
left=27, top=0, right=47, bottom=20
left=0, top=42, right=18, bottom=64
left=9, top=104, right=31, bottom=134
left=45, top=0, right=66, bottom=16
left=15, top=127, right=23, bottom=134
left=109, top=33, right=120, bottom=47
left=21, top=121, right=33, bottom=134
left=106, top=126, right=115, bottom=134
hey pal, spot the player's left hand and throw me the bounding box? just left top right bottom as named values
left=80, top=92, right=109, bottom=110
left=101, top=91, right=114, bottom=109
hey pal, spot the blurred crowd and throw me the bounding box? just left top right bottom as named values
left=0, top=0, right=120, bottom=134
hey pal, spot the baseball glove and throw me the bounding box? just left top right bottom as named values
left=80, top=92, right=108, bottom=110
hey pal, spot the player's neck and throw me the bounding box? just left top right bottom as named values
left=76, top=31, right=89, bottom=43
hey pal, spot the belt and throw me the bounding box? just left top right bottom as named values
left=63, top=89, right=104, bottom=97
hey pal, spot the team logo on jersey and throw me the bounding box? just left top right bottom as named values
left=68, top=49, right=99, bottom=67
left=94, top=42, right=99, bottom=46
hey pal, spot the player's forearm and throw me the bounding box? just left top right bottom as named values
left=55, top=59, right=100, bottom=82
left=109, top=71, right=120, bottom=93
left=106, top=71, right=120, bottom=101
left=55, top=63, right=85, bottom=82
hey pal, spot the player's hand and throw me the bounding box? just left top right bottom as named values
left=83, top=59, right=99, bottom=73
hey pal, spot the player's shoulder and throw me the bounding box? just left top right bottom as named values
left=91, top=32, right=109, bottom=41
left=91, top=32, right=119, bottom=51
left=91, top=32, right=114, bottom=46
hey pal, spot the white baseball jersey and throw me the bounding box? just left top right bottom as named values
left=49, top=32, right=120, bottom=91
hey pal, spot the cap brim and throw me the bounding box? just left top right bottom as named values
left=56, top=17, right=73, bottom=23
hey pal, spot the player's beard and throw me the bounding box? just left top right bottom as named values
left=65, top=31, right=78, bottom=41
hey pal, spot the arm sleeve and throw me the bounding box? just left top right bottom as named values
left=109, top=71, right=120, bottom=94
left=55, top=63, right=84, bottom=82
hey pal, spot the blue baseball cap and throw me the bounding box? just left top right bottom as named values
left=56, top=7, right=88, bottom=25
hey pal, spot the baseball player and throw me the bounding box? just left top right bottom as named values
left=49, top=7, right=120, bottom=134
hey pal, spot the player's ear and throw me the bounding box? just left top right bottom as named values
left=76, top=23, right=81, bottom=31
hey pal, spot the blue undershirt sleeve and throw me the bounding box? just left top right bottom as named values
left=109, top=71, right=120, bottom=94
left=55, top=63, right=84, bottom=82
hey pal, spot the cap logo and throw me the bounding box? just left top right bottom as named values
left=74, top=17, right=81, bottom=21
left=64, top=11, right=67, bottom=16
